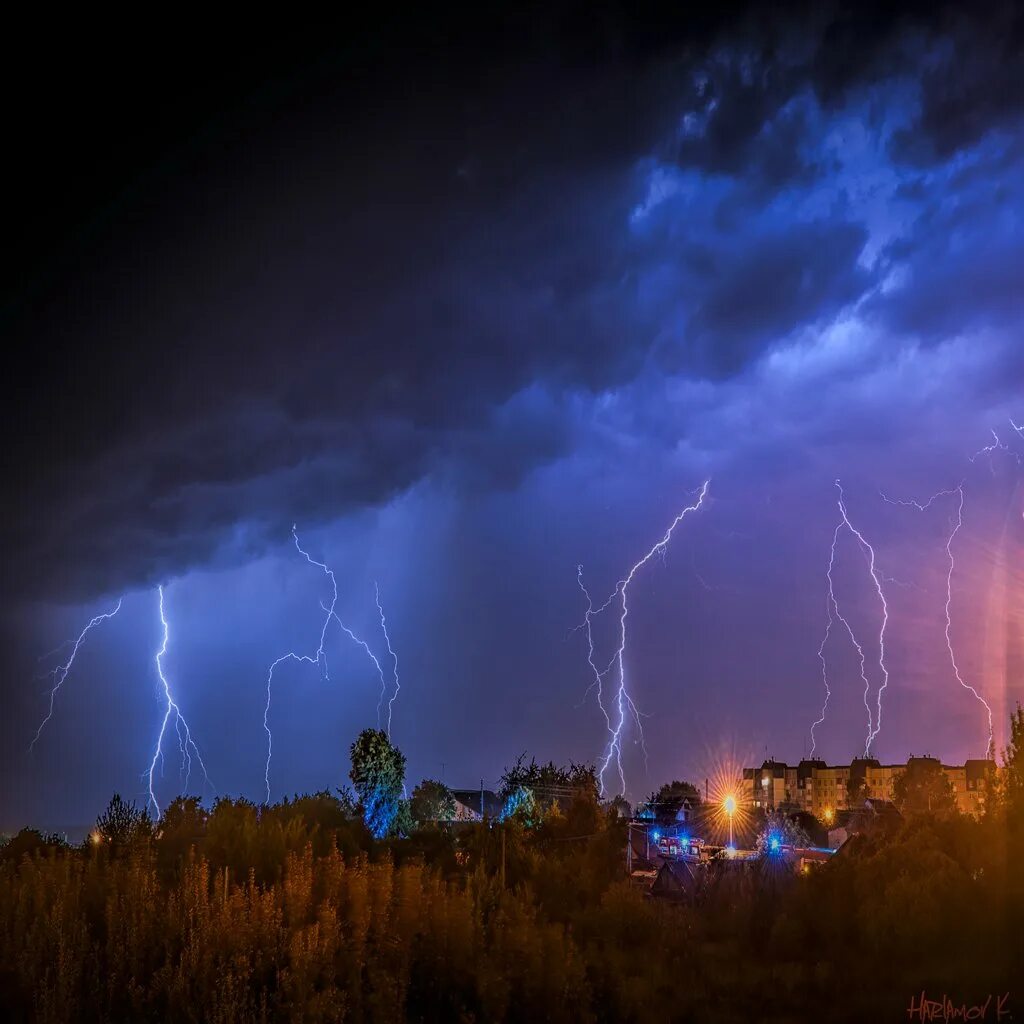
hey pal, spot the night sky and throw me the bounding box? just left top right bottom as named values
left=3, top=3, right=1023, bottom=831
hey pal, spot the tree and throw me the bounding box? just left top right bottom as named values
left=756, top=810, right=812, bottom=856
left=847, top=774, right=868, bottom=807
left=636, top=780, right=701, bottom=823
left=96, top=794, right=152, bottom=846
left=892, top=758, right=957, bottom=818
left=607, top=794, right=632, bottom=820
left=349, top=728, right=407, bottom=838
left=0, top=829, right=67, bottom=863
left=1002, top=702, right=1024, bottom=822
left=498, top=756, right=599, bottom=811
left=410, top=779, right=456, bottom=825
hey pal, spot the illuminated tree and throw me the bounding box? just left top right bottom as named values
left=349, top=728, right=407, bottom=838
left=756, top=811, right=811, bottom=856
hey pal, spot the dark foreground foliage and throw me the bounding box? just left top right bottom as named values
left=1, top=709, right=1022, bottom=1022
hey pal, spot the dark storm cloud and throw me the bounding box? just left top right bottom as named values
left=4, top=2, right=1023, bottom=603
left=679, top=221, right=870, bottom=377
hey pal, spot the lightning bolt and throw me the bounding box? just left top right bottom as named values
left=810, top=525, right=840, bottom=759
left=882, top=483, right=994, bottom=757
left=263, top=525, right=338, bottom=803
left=320, top=601, right=390, bottom=730
left=29, top=598, right=123, bottom=751
left=146, top=585, right=212, bottom=817
left=969, top=428, right=1021, bottom=469
left=834, top=481, right=891, bottom=755
left=265, top=527, right=396, bottom=800
left=579, top=480, right=709, bottom=797
left=814, top=511, right=878, bottom=755
left=377, top=583, right=401, bottom=736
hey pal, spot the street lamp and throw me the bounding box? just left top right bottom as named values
left=723, top=794, right=737, bottom=849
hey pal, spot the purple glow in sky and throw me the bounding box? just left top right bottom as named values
left=2, top=3, right=1023, bottom=830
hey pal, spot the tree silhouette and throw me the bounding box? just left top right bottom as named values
left=95, top=793, right=152, bottom=845
left=892, top=758, right=957, bottom=818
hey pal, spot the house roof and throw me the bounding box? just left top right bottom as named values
left=449, top=789, right=503, bottom=817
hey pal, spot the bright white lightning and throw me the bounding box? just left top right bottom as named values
left=810, top=525, right=840, bottom=759
left=146, top=585, right=212, bottom=817
left=882, top=484, right=994, bottom=757
left=263, top=525, right=338, bottom=803
left=320, top=601, right=389, bottom=730
left=265, top=528, right=395, bottom=800
left=816, top=513, right=877, bottom=755
left=29, top=598, right=123, bottom=751
left=834, top=481, right=891, bottom=755
left=377, top=583, right=401, bottom=736
left=579, top=480, right=709, bottom=797
left=576, top=567, right=614, bottom=736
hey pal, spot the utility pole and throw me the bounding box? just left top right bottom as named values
left=440, top=761, right=446, bottom=783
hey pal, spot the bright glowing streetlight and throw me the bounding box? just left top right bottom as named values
left=723, top=794, right=737, bottom=849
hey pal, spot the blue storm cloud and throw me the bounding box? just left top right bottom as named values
left=3, top=4, right=1023, bottom=826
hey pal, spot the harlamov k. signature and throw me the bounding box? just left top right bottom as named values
left=906, top=991, right=1011, bottom=1021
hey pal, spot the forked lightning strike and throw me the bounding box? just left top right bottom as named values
left=146, top=585, right=212, bottom=816
left=265, top=527, right=398, bottom=801
left=30, top=598, right=123, bottom=751
left=835, top=481, right=891, bottom=754
left=882, top=484, right=994, bottom=757
left=264, top=525, right=339, bottom=802
left=578, top=480, right=709, bottom=797
left=321, top=601, right=389, bottom=730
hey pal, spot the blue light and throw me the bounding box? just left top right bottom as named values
left=651, top=830, right=661, bottom=842
left=680, top=835, right=689, bottom=846
left=769, top=834, right=781, bottom=853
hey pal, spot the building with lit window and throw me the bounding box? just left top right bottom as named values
left=740, top=756, right=993, bottom=818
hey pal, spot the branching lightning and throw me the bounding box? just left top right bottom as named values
left=826, top=517, right=874, bottom=752
left=321, top=601, right=390, bottom=730
left=810, top=525, right=840, bottom=759
left=377, top=583, right=401, bottom=736
left=29, top=598, right=123, bottom=751
left=578, top=480, right=709, bottom=797
left=264, top=525, right=339, bottom=802
left=814, top=482, right=890, bottom=757
left=834, top=481, right=891, bottom=754
left=265, top=527, right=399, bottom=800
left=882, top=483, right=994, bottom=757
left=146, top=585, right=212, bottom=817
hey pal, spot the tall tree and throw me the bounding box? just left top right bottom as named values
left=892, top=759, right=957, bottom=818
left=349, top=728, right=407, bottom=838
